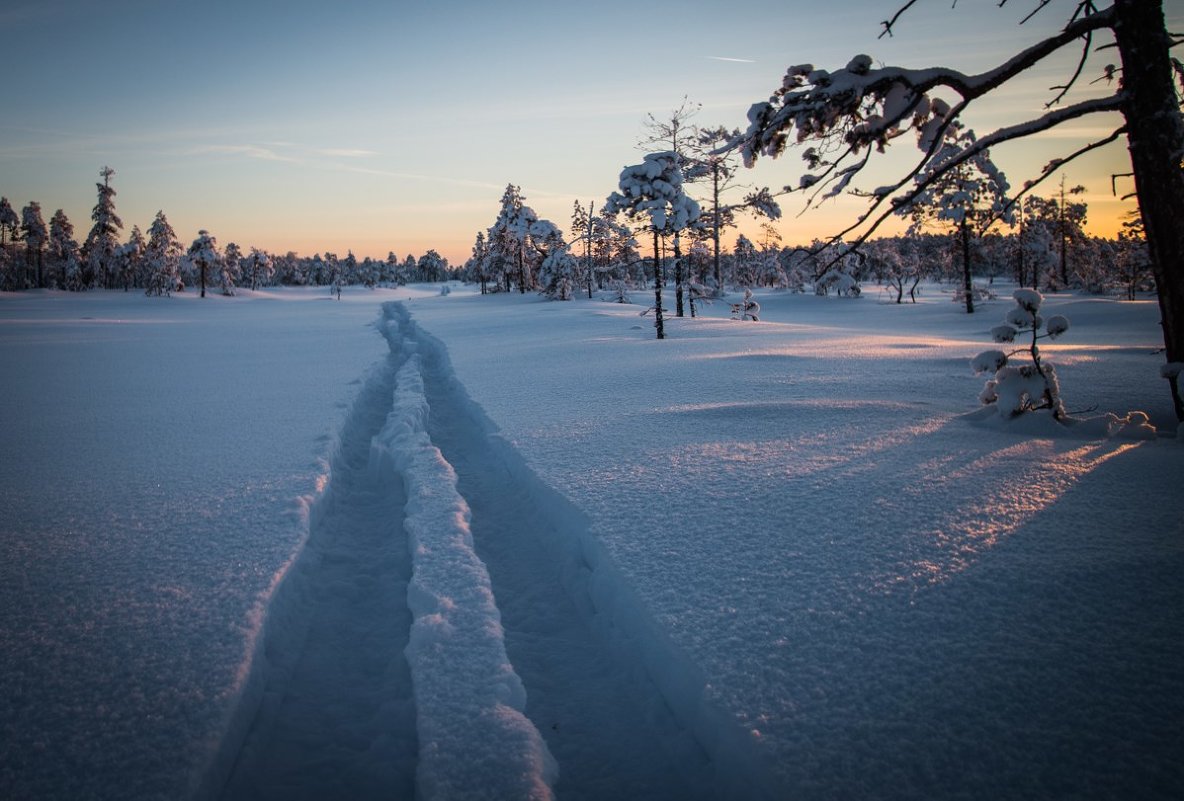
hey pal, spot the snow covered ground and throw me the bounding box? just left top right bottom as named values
left=1, top=283, right=1180, bottom=800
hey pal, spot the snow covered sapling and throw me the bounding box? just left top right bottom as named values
left=972, top=289, right=1070, bottom=419
left=742, top=288, right=760, bottom=321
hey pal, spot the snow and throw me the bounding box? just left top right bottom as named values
left=2, top=283, right=1181, bottom=801
left=971, top=349, right=1009, bottom=374
left=1013, top=287, right=1043, bottom=312
left=990, top=323, right=1017, bottom=343
left=373, top=336, right=556, bottom=800
left=1045, top=314, right=1070, bottom=338
left=401, top=285, right=1183, bottom=800
left=0, top=288, right=396, bottom=799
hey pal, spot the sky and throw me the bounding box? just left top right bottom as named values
left=2, top=0, right=1173, bottom=265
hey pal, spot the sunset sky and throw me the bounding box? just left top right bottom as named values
left=2, top=0, right=1171, bottom=265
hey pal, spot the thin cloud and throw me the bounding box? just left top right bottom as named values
left=190, top=144, right=301, bottom=163
left=336, top=164, right=506, bottom=192
left=317, top=147, right=378, bottom=158
left=708, top=56, right=756, bottom=63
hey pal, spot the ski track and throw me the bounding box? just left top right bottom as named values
left=219, top=303, right=714, bottom=800
left=384, top=303, right=715, bottom=801
left=220, top=351, right=418, bottom=801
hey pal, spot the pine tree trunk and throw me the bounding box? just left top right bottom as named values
left=673, top=231, right=684, bottom=317
left=712, top=167, right=722, bottom=294
left=1059, top=194, right=1069, bottom=287
left=961, top=219, right=974, bottom=314
left=586, top=204, right=595, bottom=299
left=653, top=229, right=665, bottom=340
left=1115, top=0, right=1184, bottom=420
left=1016, top=207, right=1026, bottom=287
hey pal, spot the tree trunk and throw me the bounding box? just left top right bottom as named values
left=200, top=262, right=207, bottom=298
left=1058, top=190, right=1069, bottom=287
left=586, top=203, right=595, bottom=300
left=653, top=229, right=665, bottom=340
left=673, top=231, right=684, bottom=317
left=961, top=219, right=974, bottom=314
left=1016, top=206, right=1027, bottom=287
left=712, top=165, right=722, bottom=293
left=1115, top=0, right=1184, bottom=420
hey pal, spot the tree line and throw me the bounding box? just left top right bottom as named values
left=0, top=168, right=460, bottom=296
left=0, top=162, right=1150, bottom=306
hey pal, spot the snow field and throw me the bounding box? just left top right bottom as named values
left=0, top=289, right=391, bottom=801
left=402, top=284, right=1184, bottom=800
left=3, top=284, right=1181, bottom=800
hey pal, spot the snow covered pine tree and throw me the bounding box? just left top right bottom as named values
left=605, top=152, right=700, bottom=340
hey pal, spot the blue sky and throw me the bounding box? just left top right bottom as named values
left=1, top=0, right=1161, bottom=263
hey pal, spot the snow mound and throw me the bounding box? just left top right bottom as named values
left=963, top=407, right=1163, bottom=441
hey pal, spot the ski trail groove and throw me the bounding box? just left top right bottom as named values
left=385, top=303, right=714, bottom=801
left=220, top=352, right=417, bottom=801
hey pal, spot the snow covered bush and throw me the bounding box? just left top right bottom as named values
left=741, top=288, right=760, bottom=321
left=814, top=269, right=860, bottom=297
left=972, top=289, right=1069, bottom=420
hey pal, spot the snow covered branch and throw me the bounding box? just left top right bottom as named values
left=739, top=7, right=1116, bottom=170
left=788, top=93, right=1124, bottom=269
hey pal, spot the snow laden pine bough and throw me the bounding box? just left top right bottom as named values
left=972, top=289, right=1069, bottom=420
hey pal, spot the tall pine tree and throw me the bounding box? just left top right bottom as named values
left=83, top=166, right=123, bottom=289
left=20, top=202, right=47, bottom=288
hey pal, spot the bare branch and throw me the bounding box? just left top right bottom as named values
left=1090, top=63, right=1119, bottom=85
left=985, top=126, right=1125, bottom=233
left=966, top=7, right=1113, bottom=98
left=814, top=100, right=972, bottom=244
left=803, top=95, right=1124, bottom=274
left=1019, top=0, right=1053, bottom=26
left=878, top=0, right=920, bottom=39
left=1047, top=26, right=1094, bottom=107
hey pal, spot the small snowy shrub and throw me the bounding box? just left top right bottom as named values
left=742, top=288, right=760, bottom=321
left=971, top=289, right=1069, bottom=420
left=815, top=269, right=861, bottom=297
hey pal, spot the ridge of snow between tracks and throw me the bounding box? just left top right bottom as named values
left=373, top=323, right=558, bottom=801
